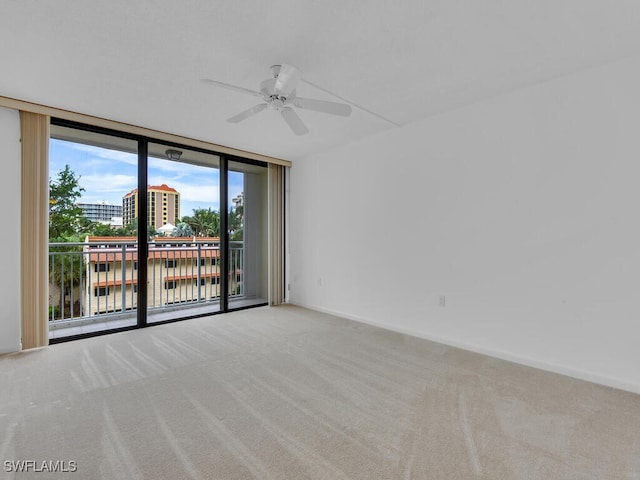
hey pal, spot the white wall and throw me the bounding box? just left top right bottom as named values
left=289, top=55, right=640, bottom=394
left=0, top=107, right=22, bottom=353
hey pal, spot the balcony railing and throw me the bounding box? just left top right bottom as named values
left=48, top=240, right=244, bottom=327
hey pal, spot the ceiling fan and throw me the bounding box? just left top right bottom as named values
left=201, top=64, right=352, bottom=135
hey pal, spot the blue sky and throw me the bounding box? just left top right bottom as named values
left=50, top=139, right=244, bottom=219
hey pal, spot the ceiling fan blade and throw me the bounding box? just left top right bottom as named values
left=281, top=108, right=309, bottom=135
left=292, top=97, right=352, bottom=117
left=273, top=64, right=302, bottom=97
left=201, top=78, right=264, bottom=98
left=227, top=103, right=268, bottom=123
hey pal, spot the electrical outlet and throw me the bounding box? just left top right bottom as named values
left=439, top=295, right=446, bottom=307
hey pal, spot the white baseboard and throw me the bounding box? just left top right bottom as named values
left=291, top=301, right=640, bottom=396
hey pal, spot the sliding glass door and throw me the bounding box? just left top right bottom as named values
left=48, top=119, right=272, bottom=341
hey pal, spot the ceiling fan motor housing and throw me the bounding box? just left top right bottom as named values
left=261, top=77, right=295, bottom=109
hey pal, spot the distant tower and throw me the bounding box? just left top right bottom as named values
left=122, top=184, right=180, bottom=231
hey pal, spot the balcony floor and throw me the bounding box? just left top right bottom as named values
left=49, top=297, right=267, bottom=340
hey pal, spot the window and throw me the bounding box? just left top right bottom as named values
left=47, top=119, right=274, bottom=343
left=94, top=263, right=110, bottom=272
left=199, top=258, right=217, bottom=266
left=94, top=287, right=109, bottom=296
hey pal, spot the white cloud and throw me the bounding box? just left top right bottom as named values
left=64, top=143, right=138, bottom=166
left=79, top=174, right=137, bottom=204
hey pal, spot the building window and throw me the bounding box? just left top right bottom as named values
left=165, top=280, right=176, bottom=290
left=94, top=287, right=109, bottom=296
left=211, top=277, right=219, bottom=285
left=199, top=278, right=207, bottom=286
left=165, top=259, right=176, bottom=268
left=133, top=261, right=138, bottom=270
left=94, top=263, right=110, bottom=272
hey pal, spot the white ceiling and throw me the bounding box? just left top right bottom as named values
left=2, top=0, right=640, bottom=161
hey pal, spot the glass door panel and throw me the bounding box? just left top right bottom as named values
left=146, top=143, right=221, bottom=323
left=49, top=124, right=139, bottom=338
left=227, top=160, right=268, bottom=309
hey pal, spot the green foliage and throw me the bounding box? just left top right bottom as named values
left=49, top=233, right=84, bottom=318
left=49, top=165, right=85, bottom=240
left=228, top=206, right=243, bottom=241
left=84, top=218, right=156, bottom=240
left=48, top=166, right=87, bottom=317
left=180, top=206, right=243, bottom=240
left=182, top=208, right=220, bottom=237
left=174, top=222, right=194, bottom=237
left=48, top=304, right=60, bottom=320
left=89, top=222, right=118, bottom=236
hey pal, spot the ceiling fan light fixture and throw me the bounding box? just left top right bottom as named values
left=270, top=65, right=281, bottom=77
left=165, top=149, right=182, bottom=161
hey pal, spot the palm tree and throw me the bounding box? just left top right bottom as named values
left=174, top=222, right=194, bottom=237
left=182, top=208, right=220, bottom=237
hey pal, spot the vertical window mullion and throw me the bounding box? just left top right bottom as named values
left=137, top=139, right=148, bottom=327
left=220, top=156, right=229, bottom=311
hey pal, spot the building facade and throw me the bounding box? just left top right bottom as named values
left=78, top=201, right=123, bottom=223
left=123, top=184, right=180, bottom=231
left=82, top=236, right=234, bottom=316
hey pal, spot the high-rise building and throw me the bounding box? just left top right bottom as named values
left=78, top=201, right=123, bottom=223
left=123, top=184, right=180, bottom=231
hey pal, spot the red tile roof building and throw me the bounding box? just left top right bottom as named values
left=81, top=236, right=237, bottom=316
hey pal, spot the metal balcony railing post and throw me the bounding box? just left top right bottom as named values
left=50, top=253, right=55, bottom=321
left=70, top=254, right=74, bottom=317
left=88, top=249, right=92, bottom=317
left=60, top=253, right=65, bottom=321
left=121, top=243, right=127, bottom=312
left=197, top=243, right=202, bottom=302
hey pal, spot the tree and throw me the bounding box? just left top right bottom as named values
left=48, top=166, right=87, bottom=318
left=89, top=222, right=118, bottom=237
left=182, top=208, right=220, bottom=237
left=114, top=219, right=157, bottom=239
left=228, top=206, right=243, bottom=241
left=174, top=222, right=194, bottom=237
left=49, top=165, right=85, bottom=240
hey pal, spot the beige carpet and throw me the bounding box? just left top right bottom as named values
left=1, top=305, right=639, bottom=479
